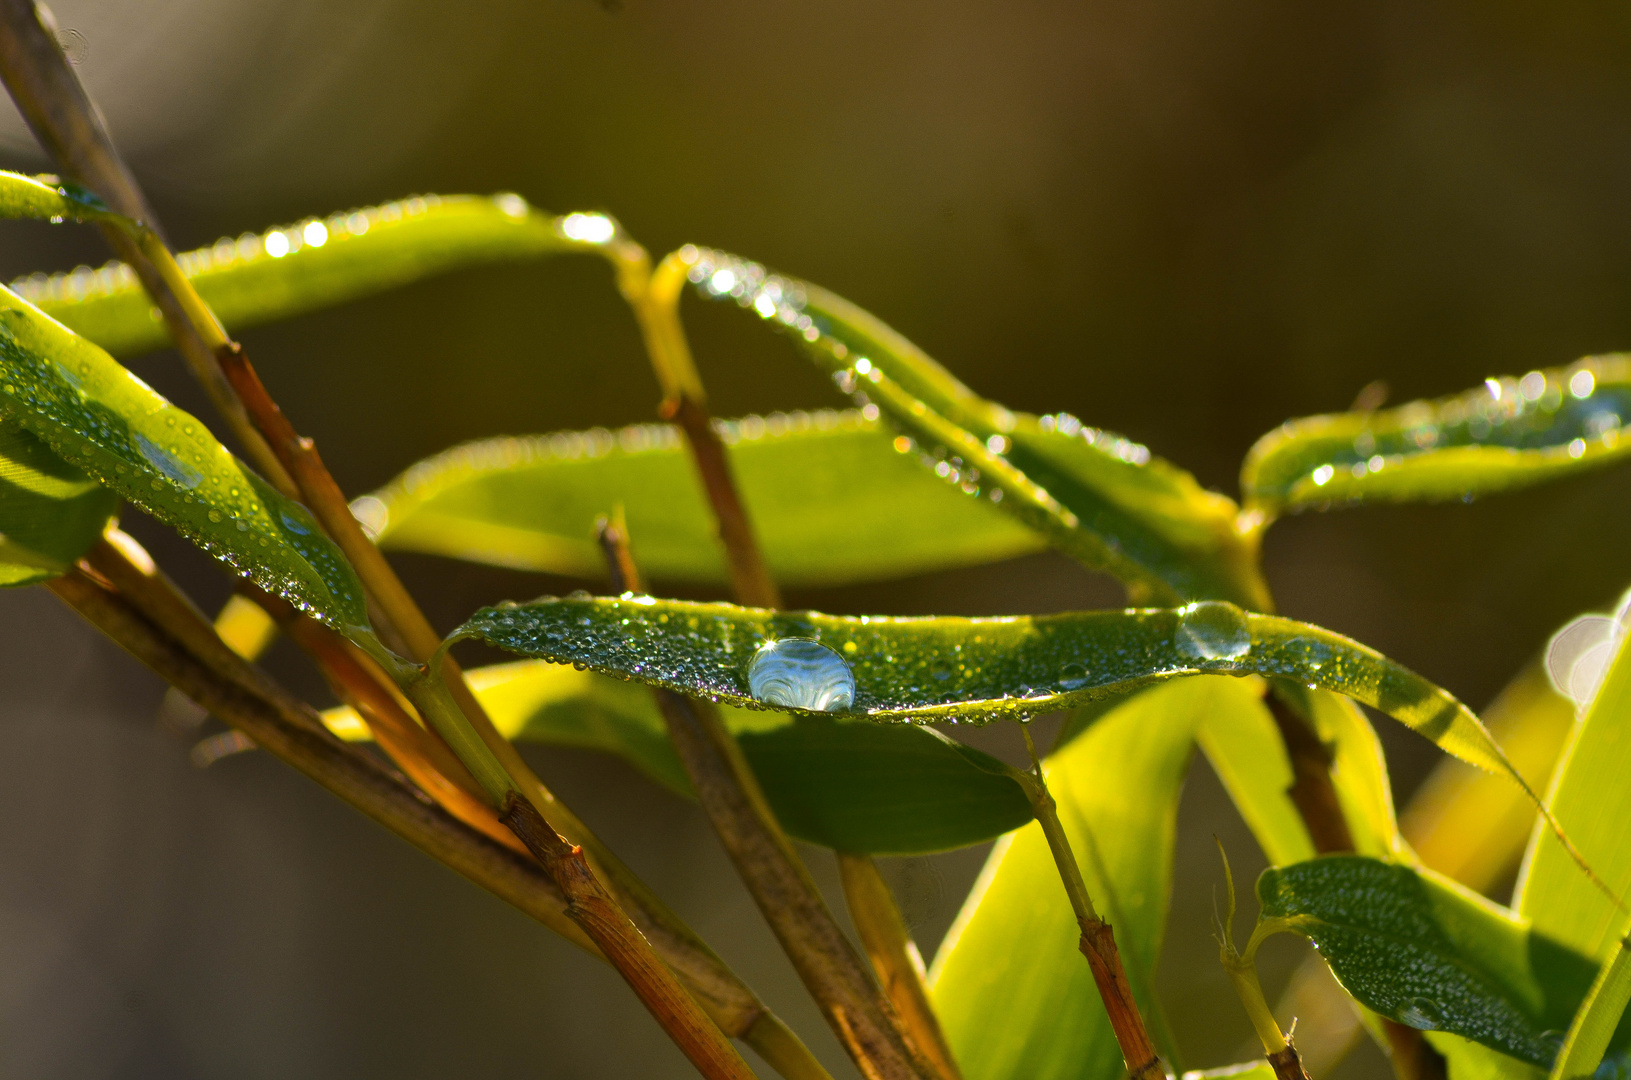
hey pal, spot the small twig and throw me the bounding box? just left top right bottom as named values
left=598, top=519, right=924, bottom=1080
left=1215, top=840, right=1311, bottom=1080
left=1017, top=726, right=1165, bottom=1080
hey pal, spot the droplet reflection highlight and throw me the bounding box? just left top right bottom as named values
left=747, top=638, right=855, bottom=711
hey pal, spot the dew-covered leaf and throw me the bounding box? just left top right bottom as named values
left=361, top=410, right=1042, bottom=587
left=0, top=286, right=369, bottom=630
left=0, top=414, right=117, bottom=586
left=1517, top=604, right=1631, bottom=962
left=450, top=594, right=1523, bottom=788
left=321, top=659, right=1031, bottom=853
left=1260, top=856, right=1618, bottom=1068
left=927, top=677, right=1244, bottom=1080
left=676, top=247, right=1268, bottom=608
left=16, top=194, right=598, bottom=357
left=1241, top=358, right=1631, bottom=519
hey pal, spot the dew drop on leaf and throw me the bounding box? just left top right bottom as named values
left=747, top=638, right=856, bottom=711
left=1174, top=600, right=1251, bottom=661
left=1396, top=997, right=1444, bottom=1031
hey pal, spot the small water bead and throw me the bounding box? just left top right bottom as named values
left=1174, top=601, right=1252, bottom=662
left=134, top=433, right=202, bottom=489
left=747, top=638, right=855, bottom=711
left=1396, top=997, right=1443, bottom=1030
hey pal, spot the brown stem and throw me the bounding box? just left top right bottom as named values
left=0, top=0, right=293, bottom=491
left=1268, top=1042, right=1312, bottom=1080
left=498, top=792, right=759, bottom=1080
left=1265, top=686, right=1443, bottom=1080
left=837, top=853, right=964, bottom=1080
left=1079, top=919, right=1164, bottom=1080
left=599, top=519, right=899, bottom=1080
left=47, top=567, right=593, bottom=954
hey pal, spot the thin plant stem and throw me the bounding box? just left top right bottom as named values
left=1215, top=841, right=1311, bottom=1080
left=1018, top=726, right=1165, bottom=1080
left=836, top=853, right=964, bottom=1080
left=598, top=519, right=927, bottom=1080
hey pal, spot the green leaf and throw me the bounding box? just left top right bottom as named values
left=676, top=248, right=1269, bottom=609
left=1517, top=605, right=1631, bottom=962
left=1241, top=359, right=1631, bottom=519
left=0, top=169, right=121, bottom=227
left=927, top=676, right=1249, bottom=1080
left=449, top=595, right=1524, bottom=788
left=1259, top=856, right=1598, bottom=1067
left=362, top=410, right=1043, bottom=587
left=16, top=194, right=593, bottom=357
left=1179, top=1064, right=1277, bottom=1080
left=0, top=414, right=117, bottom=585
left=321, top=659, right=1032, bottom=854
left=1195, top=679, right=1319, bottom=867
left=0, top=285, right=370, bottom=631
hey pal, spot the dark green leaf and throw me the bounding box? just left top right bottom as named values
left=1259, top=856, right=1598, bottom=1067
left=17, top=194, right=596, bottom=357
left=0, top=414, right=117, bottom=586
left=0, top=286, right=370, bottom=631
left=928, top=676, right=1251, bottom=1079
left=449, top=595, right=1524, bottom=786
left=1242, top=359, right=1631, bottom=519
left=322, top=659, right=1031, bottom=854
left=362, top=410, right=1043, bottom=587
left=677, top=247, right=1269, bottom=608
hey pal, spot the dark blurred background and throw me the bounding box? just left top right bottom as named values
left=3, top=0, right=1631, bottom=1076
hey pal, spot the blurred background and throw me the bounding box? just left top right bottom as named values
left=2, top=0, right=1631, bottom=1076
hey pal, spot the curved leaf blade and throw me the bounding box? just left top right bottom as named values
left=0, top=286, right=369, bottom=630
left=677, top=247, right=1268, bottom=608
left=927, top=677, right=1245, bottom=1080
left=454, top=594, right=1507, bottom=765
left=0, top=169, right=120, bottom=227
left=0, top=414, right=117, bottom=585
left=322, top=659, right=1032, bottom=853
left=363, top=410, right=1043, bottom=587
left=1242, top=358, right=1631, bottom=518
left=1259, top=856, right=1600, bottom=1068
left=16, top=194, right=594, bottom=356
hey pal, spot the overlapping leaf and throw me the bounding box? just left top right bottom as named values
left=359, top=410, right=1042, bottom=586
left=927, top=676, right=1236, bottom=1080
left=677, top=247, right=1269, bottom=609
left=321, top=659, right=1031, bottom=853
left=0, top=414, right=117, bottom=585
left=1259, top=856, right=1614, bottom=1067
left=450, top=595, right=1522, bottom=787
left=0, top=286, right=369, bottom=631
left=16, top=194, right=599, bottom=356
left=1242, top=358, right=1631, bottom=519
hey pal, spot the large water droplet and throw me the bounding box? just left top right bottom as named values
left=747, top=638, right=855, bottom=711
left=1175, top=601, right=1252, bottom=661
left=1396, top=997, right=1443, bottom=1031
left=135, top=434, right=202, bottom=489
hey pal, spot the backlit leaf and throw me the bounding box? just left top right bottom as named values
left=0, top=286, right=369, bottom=631
left=362, top=410, right=1043, bottom=586
left=322, top=659, right=1032, bottom=853
left=927, top=677, right=1248, bottom=1080
left=1259, top=856, right=1603, bottom=1067
left=0, top=414, right=117, bottom=586
left=1242, top=359, right=1631, bottom=519
left=16, top=194, right=597, bottom=357
left=676, top=247, right=1269, bottom=609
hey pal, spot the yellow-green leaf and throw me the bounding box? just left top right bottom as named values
left=0, top=414, right=117, bottom=586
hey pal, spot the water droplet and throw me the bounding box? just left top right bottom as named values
left=747, top=638, right=855, bottom=711
left=279, top=508, right=312, bottom=535
left=208, top=509, right=222, bottom=523
left=134, top=434, right=202, bottom=489
left=1175, top=601, right=1252, bottom=662
left=1059, top=662, right=1090, bottom=690
left=1396, top=997, right=1443, bottom=1031
left=1538, top=1031, right=1566, bottom=1059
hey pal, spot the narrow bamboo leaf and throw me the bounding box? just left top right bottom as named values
left=927, top=677, right=1246, bottom=1080
left=450, top=595, right=1523, bottom=788
left=0, top=169, right=122, bottom=227
left=1259, top=856, right=1601, bottom=1067
left=0, top=286, right=370, bottom=631
left=1517, top=605, right=1631, bottom=962
left=1195, top=681, right=1318, bottom=867
left=15, top=194, right=597, bottom=356
left=0, top=414, right=117, bottom=585
left=1242, top=358, right=1631, bottom=518
left=676, top=247, right=1269, bottom=609
left=361, top=409, right=1043, bottom=587
left=1550, top=936, right=1631, bottom=1080
left=321, top=659, right=1032, bottom=854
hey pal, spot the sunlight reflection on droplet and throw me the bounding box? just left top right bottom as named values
left=1311, top=464, right=1334, bottom=486
left=302, top=220, right=328, bottom=247
left=1571, top=369, right=1596, bottom=398
left=263, top=231, right=289, bottom=258
left=561, top=212, right=614, bottom=243
left=709, top=268, right=737, bottom=294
